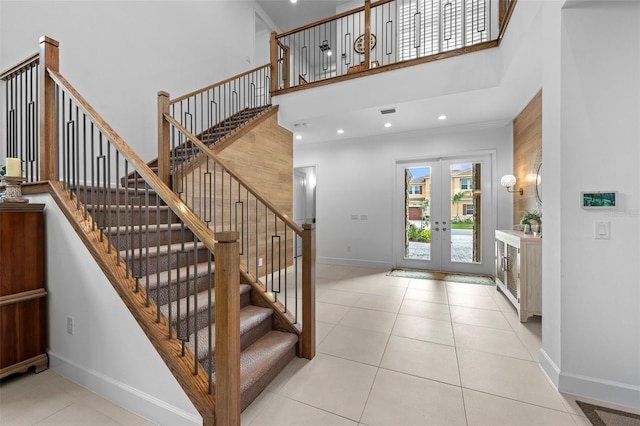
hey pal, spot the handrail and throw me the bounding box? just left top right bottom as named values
left=170, top=63, right=271, bottom=105
left=163, top=113, right=303, bottom=236
left=0, top=53, right=39, bottom=80
left=47, top=69, right=219, bottom=254
left=272, top=0, right=497, bottom=91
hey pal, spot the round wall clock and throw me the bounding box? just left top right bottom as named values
left=353, top=33, right=377, bottom=54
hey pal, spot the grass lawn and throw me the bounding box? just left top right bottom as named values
left=451, top=222, right=474, bottom=229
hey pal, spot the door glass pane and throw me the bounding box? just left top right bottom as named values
left=405, top=166, right=431, bottom=260
left=449, top=162, right=481, bottom=263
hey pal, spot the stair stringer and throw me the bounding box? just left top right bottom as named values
left=42, top=181, right=217, bottom=425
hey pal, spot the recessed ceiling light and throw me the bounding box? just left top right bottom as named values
left=384, top=122, right=392, bottom=128
left=295, top=135, right=302, bottom=140
left=337, top=129, right=344, bottom=134
left=290, top=0, right=297, bottom=3
left=438, top=114, right=447, bottom=120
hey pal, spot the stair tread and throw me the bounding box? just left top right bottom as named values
left=213, top=330, right=298, bottom=393
left=187, top=305, right=274, bottom=360
left=119, top=240, right=207, bottom=259
left=108, top=222, right=187, bottom=235
left=140, top=260, right=213, bottom=288
left=159, top=284, right=252, bottom=320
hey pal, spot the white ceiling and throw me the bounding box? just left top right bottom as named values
left=257, top=0, right=542, bottom=146
left=256, top=0, right=351, bottom=33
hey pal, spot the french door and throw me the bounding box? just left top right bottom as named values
left=395, top=155, right=493, bottom=275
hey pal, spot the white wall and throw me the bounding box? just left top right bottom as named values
left=0, top=1, right=260, bottom=162
left=541, top=0, right=640, bottom=409
left=294, top=123, right=513, bottom=268
left=27, top=193, right=201, bottom=425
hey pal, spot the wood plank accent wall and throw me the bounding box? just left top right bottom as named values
left=182, top=112, right=294, bottom=278
left=513, top=90, right=542, bottom=225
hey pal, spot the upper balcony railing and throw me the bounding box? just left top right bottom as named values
left=271, top=0, right=516, bottom=94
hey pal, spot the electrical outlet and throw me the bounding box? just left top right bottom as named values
left=347, top=245, right=351, bottom=252
left=67, top=316, right=75, bottom=335
left=259, top=258, right=263, bottom=267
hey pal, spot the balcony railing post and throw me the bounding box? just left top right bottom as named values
left=214, top=231, right=241, bottom=426
left=157, top=91, right=171, bottom=187
left=270, top=31, right=278, bottom=93
left=364, top=0, right=372, bottom=70
left=300, top=223, right=316, bottom=359
left=39, top=36, right=59, bottom=181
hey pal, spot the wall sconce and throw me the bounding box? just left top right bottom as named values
left=500, top=174, right=523, bottom=195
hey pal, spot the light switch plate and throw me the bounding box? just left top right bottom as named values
left=595, top=221, right=610, bottom=239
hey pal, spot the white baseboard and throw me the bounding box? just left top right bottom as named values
left=538, top=348, right=560, bottom=388
left=539, top=349, right=640, bottom=410
left=318, top=256, right=393, bottom=269
left=49, top=352, right=202, bottom=426
left=559, top=371, right=640, bottom=410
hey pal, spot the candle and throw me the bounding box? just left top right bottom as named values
left=6, top=158, right=21, bottom=177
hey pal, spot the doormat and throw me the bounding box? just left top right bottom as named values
left=387, top=268, right=494, bottom=286
left=576, top=401, right=640, bottom=426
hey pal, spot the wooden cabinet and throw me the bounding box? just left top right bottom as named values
left=495, top=230, right=542, bottom=322
left=0, top=203, right=48, bottom=378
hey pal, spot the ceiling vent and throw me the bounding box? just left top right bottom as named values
left=380, top=108, right=396, bottom=115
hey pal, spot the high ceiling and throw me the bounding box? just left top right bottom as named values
left=256, top=0, right=351, bottom=33
left=255, top=1, right=542, bottom=145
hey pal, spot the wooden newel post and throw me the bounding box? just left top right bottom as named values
left=157, top=91, right=171, bottom=188
left=39, top=36, right=59, bottom=181
left=364, top=0, right=372, bottom=70
left=270, top=31, right=278, bottom=94
left=300, top=223, right=316, bottom=359
left=214, top=232, right=241, bottom=426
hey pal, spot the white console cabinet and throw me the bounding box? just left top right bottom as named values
left=495, top=230, right=542, bottom=322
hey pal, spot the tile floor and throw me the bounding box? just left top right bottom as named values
left=2, top=263, right=638, bottom=425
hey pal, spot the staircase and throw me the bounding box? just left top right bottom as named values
left=80, top=162, right=299, bottom=411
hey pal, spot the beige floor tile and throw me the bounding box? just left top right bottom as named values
left=446, top=281, right=493, bottom=296
left=449, top=305, right=512, bottom=330
left=33, top=401, right=125, bottom=426
left=338, top=307, right=397, bottom=334
left=278, top=354, right=377, bottom=421
left=453, top=323, right=533, bottom=360
left=392, top=314, right=454, bottom=346
left=505, top=313, right=543, bottom=337
left=380, top=335, right=460, bottom=386
left=316, top=302, right=351, bottom=324
left=318, top=324, right=390, bottom=366
left=408, top=279, right=446, bottom=292
left=448, top=292, right=500, bottom=310
left=463, top=388, right=575, bottom=426
left=241, top=390, right=276, bottom=425
left=516, top=330, right=542, bottom=362
left=80, top=392, right=153, bottom=425
left=361, top=368, right=466, bottom=426
left=249, top=394, right=357, bottom=425
left=457, top=349, right=566, bottom=411
left=399, top=298, right=451, bottom=322
left=571, top=414, right=592, bottom=426
left=316, top=320, right=336, bottom=347
left=265, top=357, right=310, bottom=394
left=354, top=294, right=403, bottom=313
left=353, top=274, right=410, bottom=289
left=404, top=287, right=449, bottom=304
left=317, top=288, right=363, bottom=306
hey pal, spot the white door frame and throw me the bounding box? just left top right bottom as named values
left=393, top=152, right=496, bottom=275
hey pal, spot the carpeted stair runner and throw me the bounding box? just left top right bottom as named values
left=77, top=105, right=298, bottom=412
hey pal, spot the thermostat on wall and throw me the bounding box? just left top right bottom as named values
left=581, top=191, right=617, bottom=209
